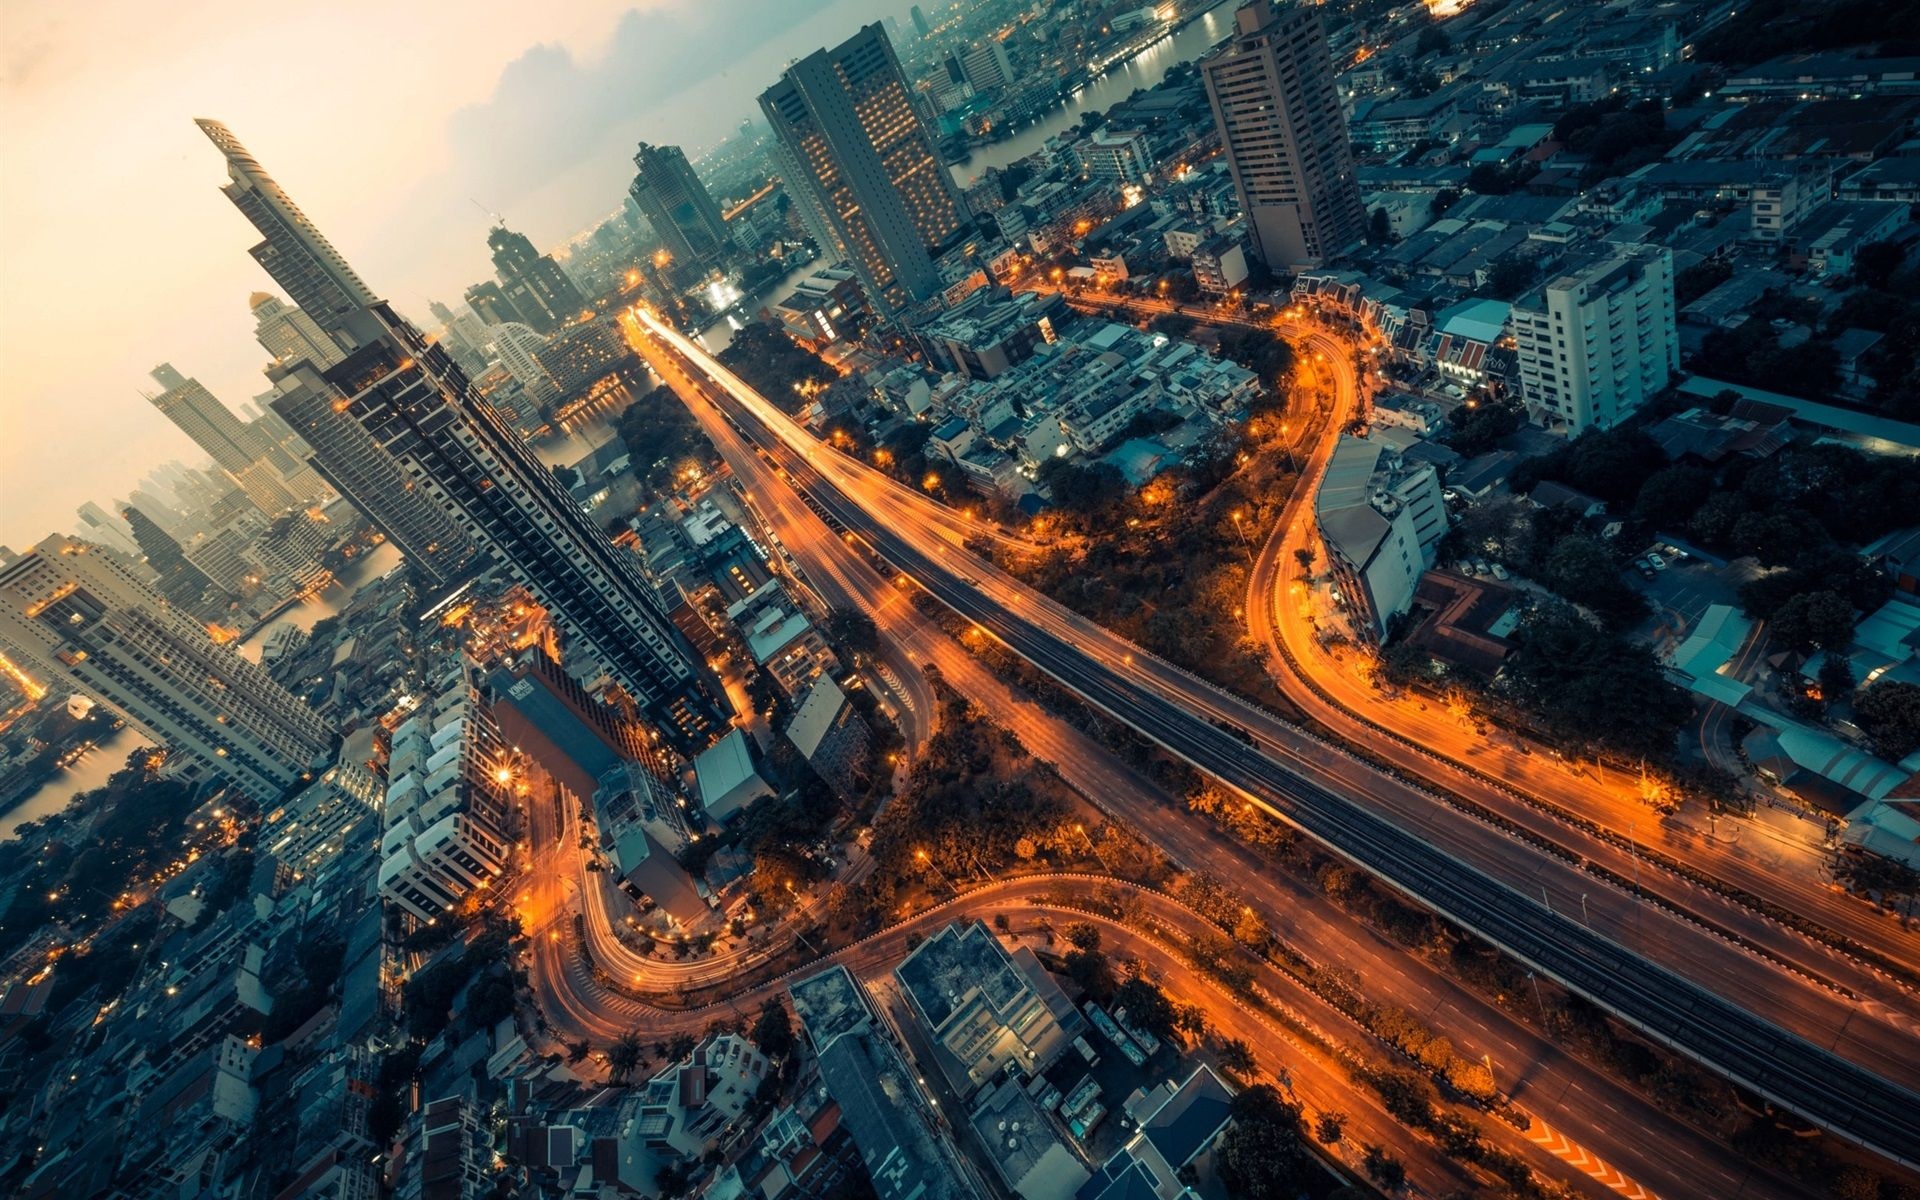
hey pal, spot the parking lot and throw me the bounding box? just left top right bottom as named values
left=1630, top=546, right=1765, bottom=652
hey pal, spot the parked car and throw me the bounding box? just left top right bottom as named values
left=1490, top=563, right=1509, bottom=580
left=1634, top=558, right=1656, bottom=579
left=1648, top=552, right=1668, bottom=570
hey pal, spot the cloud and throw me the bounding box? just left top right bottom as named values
left=441, top=4, right=817, bottom=213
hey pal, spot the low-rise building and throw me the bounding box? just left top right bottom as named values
left=894, top=920, right=1077, bottom=1093
left=1314, top=434, right=1449, bottom=645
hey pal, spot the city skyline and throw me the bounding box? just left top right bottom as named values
left=0, top=0, right=902, bottom=548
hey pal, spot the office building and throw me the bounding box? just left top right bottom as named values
left=199, top=120, right=723, bottom=735
left=464, top=279, right=524, bottom=327
left=761, top=23, right=972, bottom=317
left=123, top=504, right=225, bottom=611
left=249, top=291, right=344, bottom=370
left=263, top=364, right=476, bottom=591
left=1314, top=434, right=1449, bottom=645
left=1512, top=244, right=1677, bottom=432
left=629, top=141, right=734, bottom=279
left=1201, top=0, right=1366, bottom=270
left=0, top=536, right=333, bottom=800
left=487, top=225, right=587, bottom=334
left=894, top=920, right=1076, bottom=1091
left=910, top=3, right=931, bottom=37
left=198, top=119, right=385, bottom=352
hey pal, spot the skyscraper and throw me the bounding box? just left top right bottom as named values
left=910, top=4, right=931, bottom=37
left=629, top=141, right=734, bottom=280
left=0, top=536, right=332, bottom=801
left=761, top=24, right=972, bottom=318
left=123, top=504, right=226, bottom=611
left=198, top=119, right=386, bottom=351
left=487, top=226, right=587, bottom=334
left=464, top=279, right=524, bottom=327
left=198, top=121, right=726, bottom=738
left=261, top=365, right=477, bottom=591
left=250, top=291, right=345, bottom=370
left=1201, top=0, right=1366, bottom=271
left=329, top=330, right=725, bottom=738
left=146, top=364, right=301, bottom=516
left=147, top=364, right=265, bottom=473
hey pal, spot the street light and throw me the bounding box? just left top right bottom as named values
left=1073, top=823, right=1109, bottom=872
left=1229, top=510, right=1254, bottom=563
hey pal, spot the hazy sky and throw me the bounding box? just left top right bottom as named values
left=0, top=0, right=903, bottom=550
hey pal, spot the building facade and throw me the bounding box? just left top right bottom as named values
left=263, top=363, right=477, bottom=592
left=1201, top=0, right=1366, bottom=270
left=761, top=23, right=972, bottom=318
left=250, top=291, right=345, bottom=370
left=0, top=536, right=333, bottom=800
left=1511, top=244, right=1677, bottom=432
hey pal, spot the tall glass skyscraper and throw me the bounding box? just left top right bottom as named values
left=629, top=141, right=734, bottom=280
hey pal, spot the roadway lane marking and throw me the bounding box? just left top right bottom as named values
left=1521, top=1111, right=1660, bottom=1200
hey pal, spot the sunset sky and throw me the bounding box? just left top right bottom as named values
left=0, top=0, right=900, bottom=549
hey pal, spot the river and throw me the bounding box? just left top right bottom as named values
left=949, top=0, right=1240, bottom=188
left=1, top=725, right=148, bottom=841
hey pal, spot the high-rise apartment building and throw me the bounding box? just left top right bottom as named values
left=199, top=120, right=725, bottom=737
left=1201, top=0, right=1366, bottom=271
left=959, top=41, right=1014, bottom=92
left=261, top=365, right=476, bottom=591
left=1512, top=244, right=1677, bottom=433
left=198, top=119, right=386, bottom=351
left=629, top=141, right=735, bottom=280
left=250, top=291, right=345, bottom=370
left=327, top=330, right=725, bottom=738
left=485, top=322, right=555, bottom=399
left=761, top=24, right=972, bottom=318
left=0, top=537, right=332, bottom=800
left=76, top=501, right=142, bottom=560
left=487, top=226, right=587, bottom=335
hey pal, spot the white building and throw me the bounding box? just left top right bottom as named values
left=0, top=535, right=333, bottom=801
left=1315, top=435, right=1448, bottom=644
left=377, top=664, right=514, bottom=921
left=488, top=321, right=555, bottom=400
left=1079, top=128, right=1156, bottom=185
left=1511, top=244, right=1677, bottom=433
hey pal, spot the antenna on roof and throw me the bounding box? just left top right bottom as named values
left=470, top=198, right=503, bottom=226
